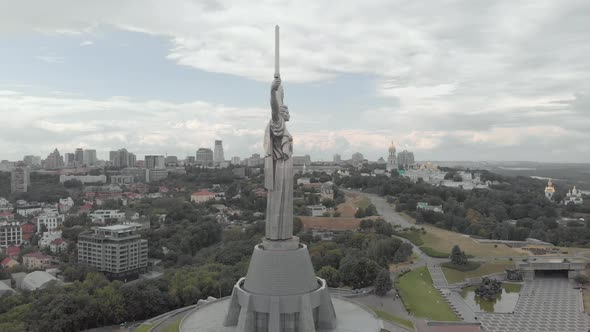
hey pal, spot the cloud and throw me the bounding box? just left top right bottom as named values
left=36, top=55, right=64, bottom=63
left=0, top=0, right=589, bottom=161
left=80, top=40, right=94, bottom=46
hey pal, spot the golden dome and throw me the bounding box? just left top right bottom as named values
left=389, top=141, right=396, bottom=153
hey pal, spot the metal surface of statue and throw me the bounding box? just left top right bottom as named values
left=264, top=57, right=294, bottom=240
left=222, top=25, right=337, bottom=332
left=178, top=25, right=381, bottom=332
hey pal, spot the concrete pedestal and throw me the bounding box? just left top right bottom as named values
left=223, top=239, right=337, bottom=331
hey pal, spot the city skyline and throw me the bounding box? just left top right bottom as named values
left=1, top=1, right=590, bottom=162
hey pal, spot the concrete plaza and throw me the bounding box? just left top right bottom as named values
left=478, top=277, right=590, bottom=332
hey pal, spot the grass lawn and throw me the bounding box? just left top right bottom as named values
left=393, top=230, right=425, bottom=246
left=370, top=306, right=414, bottom=331
left=161, top=319, right=181, bottom=332
left=419, top=246, right=449, bottom=258
left=134, top=323, right=154, bottom=332
left=419, top=224, right=525, bottom=258
left=356, top=196, right=372, bottom=209
left=396, top=267, right=458, bottom=321
left=442, top=260, right=515, bottom=284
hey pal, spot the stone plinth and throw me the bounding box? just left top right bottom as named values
left=223, top=239, right=337, bottom=331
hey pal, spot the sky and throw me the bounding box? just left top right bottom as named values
left=0, top=0, right=589, bottom=163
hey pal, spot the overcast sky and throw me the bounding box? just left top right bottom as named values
left=0, top=0, right=589, bottom=162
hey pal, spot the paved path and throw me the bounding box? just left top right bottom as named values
left=428, top=264, right=448, bottom=289
left=479, top=277, right=590, bottom=332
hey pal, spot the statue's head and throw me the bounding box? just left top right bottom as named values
left=280, top=105, right=290, bottom=121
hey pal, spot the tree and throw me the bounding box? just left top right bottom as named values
left=354, top=208, right=366, bottom=218
left=317, top=266, right=341, bottom=287
left=574, top=274, right=589, bottom=285
left=450, top=245, right=467, bottom=265
left=339, top=256, right=380, bottom=289
left=374, top=269, right=392, bottom=296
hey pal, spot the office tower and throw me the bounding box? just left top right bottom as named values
left=333, top=154, right=342, bottom=164
left=45, top=148, right=64, bottom=169
left=83, top=149, right=97, bottom=165
left=230, top=156, right=241, bottom=165
left=196, top=148, right=213, bottom=167
left=75, top=148, right=84, bottom=165
left=11, top=163, right=30, bottom=193
left=213, top=140, right=225, bottom=164
left=65, top=153, right=75, bottom=166
left=397, top=150, right=415, bottom=168
left=145, top=155, right=165, bottom=169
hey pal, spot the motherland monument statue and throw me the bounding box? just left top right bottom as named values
left=223, top=25, right=338, bottom=332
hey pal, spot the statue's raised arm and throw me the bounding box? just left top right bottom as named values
left=270, top=77, right=281, bottom=122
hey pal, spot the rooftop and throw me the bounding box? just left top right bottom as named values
left=98, top=224, right=135, bottom=231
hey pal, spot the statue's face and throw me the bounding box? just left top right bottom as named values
left=280, top=105, right=290, bottom=121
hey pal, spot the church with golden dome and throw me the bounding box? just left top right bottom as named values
left=386, top=141, right=397, bottom=171
left=544, top=180, right=556, bottom=200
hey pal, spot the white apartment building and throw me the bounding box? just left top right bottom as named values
left=0, top=222, right=23, bottom=248
left=89, top=210, right=126, bottom=223
left=78, top=225, right=148, bottom=279
left=37, top=212, right=65, bottom=233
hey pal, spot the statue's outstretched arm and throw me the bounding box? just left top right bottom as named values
left=270, top=77, right=281, bottom=122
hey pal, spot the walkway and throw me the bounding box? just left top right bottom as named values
left=479, top=277, right=590, bottom=332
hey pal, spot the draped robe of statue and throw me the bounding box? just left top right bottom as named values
left=263, top=99, right=294, bottom=240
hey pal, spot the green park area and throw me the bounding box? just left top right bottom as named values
left=370, top=307, right=414, bottom=331
left=394, top=224, right=525, bottom=258
left=396, top=267, right=458, bottom=321
left=442, top=260, right=515, bottom=284
left=134, top=323, right=154, bottom=332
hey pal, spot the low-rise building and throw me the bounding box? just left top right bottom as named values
left=21, top=271, right=61, bottom=291
left=37, top=211, right=65, bottom=233
left=417, top=202, right=444, bottom=213
left=147, top=169, right=169, bottom=182
left=111, top=175, right=135, bottom=184
left=39, top=231, right=62, bottom=248
left=21, top=222, right=35, bottom=241
left=16, top=202, right=42, bottom=217
left=306, top=205, right=328, bottom=217
left=59, top=174, right=107, bottom=184
left=191, top=190, right=219, bottom=203
left=1, top=257, right=19, bottom=269
left=320, top=181, right=334, bottom=200
left=89, top=210, right=126, bottom=223
left=78, top=225, right=148, bottom=280
left=50, top=238, right=68, bottom=253
left=58, top=197, right=75, bottom=213
left=23, top=252, right=52, bottom=270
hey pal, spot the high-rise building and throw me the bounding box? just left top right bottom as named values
left=65, top=153, right=75, bottom=166
left=145, top=155, right=165, bottom=169
left=230, top=156, right=241, bottom=165
left=333, top=154, right=342, bottom=164
left=110, top=149, right=133, bottom=168
left=11, top=164, right=30, bottom=193
left=44, top=148, right=64, bottom=169
left=397, top=150, right=415, bottom=168
left=213, top=140, right=225, bottom=164
left=78, top=225, right=148, bottom=279
left=75, top=148, right=84, bottom=165
left=23, top=155, right=41, bottom=167
left=185, top=156, right=196, bottom=165
left=196, top=148, right=213, bottom=167
left=128, top=152, right=137, bottom=167
left=386, top=141, right=397, bottom=171
left=165, top=156, right=178, bottom=166
left=83, top=149, right=97, bottom=166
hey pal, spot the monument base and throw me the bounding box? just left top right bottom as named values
left=223, top=240, right=337, bottom=331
